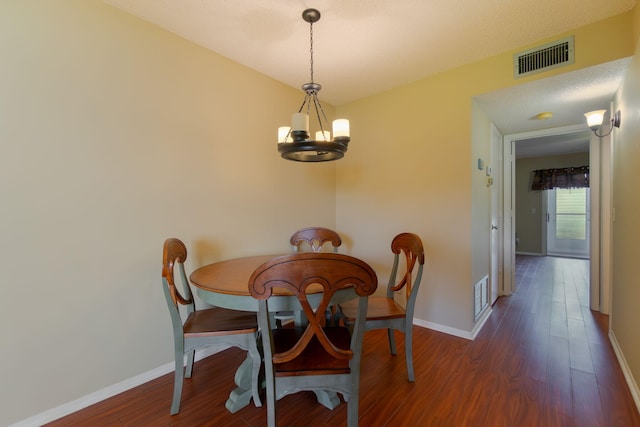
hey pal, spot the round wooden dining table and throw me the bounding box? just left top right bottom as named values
left=190, top=254, right=350, bottom=413
left=191, top=255, right=276, bottom=308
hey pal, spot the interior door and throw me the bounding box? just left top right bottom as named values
left=546, top=188, right=590, bottom=258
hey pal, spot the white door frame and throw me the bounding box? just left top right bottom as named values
left=502, top=124, right=606, bottom=310
left=502, top=134, right=515, bottom=296
left=592, top=124, right=613, bottom=315
left=490, top=124, right=503, bottom=303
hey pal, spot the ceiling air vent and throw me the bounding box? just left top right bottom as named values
left=514, top=36, right=574, bottom=78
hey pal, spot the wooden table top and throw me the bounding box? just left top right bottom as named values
left=190, top=253, right=361, bottom=313
left=190, top=254, right=287, bottom=296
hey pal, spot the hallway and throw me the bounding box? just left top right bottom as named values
left=511, top=255, right=638, bottom=426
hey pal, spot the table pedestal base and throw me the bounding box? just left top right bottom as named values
left=314, top=390, right=340, bottom=409
left=225, top=356, right=257, bottom=413
left=224, top=356, right=342, bottom=413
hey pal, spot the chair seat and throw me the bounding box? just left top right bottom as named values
left=272, top=327, right=352, bottom=376
left=340, top=296, right=406, bottom=321
left=184, top=307, right=258, bottom=337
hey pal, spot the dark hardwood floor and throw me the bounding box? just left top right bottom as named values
left=46, top=256, right=640, bottom=426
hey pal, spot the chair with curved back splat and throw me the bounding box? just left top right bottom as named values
left=249, top=252, right=377, bottom=427
left=275, top=227, right=343, bottom=327
left=161, top=238, right=261, bottom=414
left=337, top=232, right=425, bottom=382
left=290, top=226, right=342, bottom=253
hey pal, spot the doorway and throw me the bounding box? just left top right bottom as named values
left=503, top=124, right=610, bottom=313
left=475, top=59, right=626, bottom=314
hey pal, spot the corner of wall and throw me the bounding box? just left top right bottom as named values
left=633, top=2, right=640, bottom=49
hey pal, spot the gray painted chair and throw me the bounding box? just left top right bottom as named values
left=161, top=238, right=261, bottom=415
left=275, top=227, right=343, bottom=327
left=290, top=226, right=342, bottom=253
left=337, top=233, right=425, bottom=382
left=249, top=252, right=377, bottom=427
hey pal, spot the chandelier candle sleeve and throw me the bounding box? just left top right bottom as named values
left=332, top=119, right=350, bottom=139
left=292, top=113, right=309, bottom=132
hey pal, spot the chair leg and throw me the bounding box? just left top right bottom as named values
left=185, top=349, right=195, bottom=378
left=265, top=376, right=276, bottom=427
left=347, top=387, right=358, bottom=427
left=387, top=328, right=397, bottom=355
left=405, top=327, right=415, bottom=382
left=170, top=345, right=185, bottom=415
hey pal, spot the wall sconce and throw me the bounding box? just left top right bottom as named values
left=584, top=109, right=621, bottom=137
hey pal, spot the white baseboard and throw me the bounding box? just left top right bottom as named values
left=9, top=345, right=228, bottom=427
left=414, top=318, right=470, bottom=340
left=609, top=330, right=640, bottom=414
left=470, top=307, right=492, bottom=339
left=412, top=306, right=491, bottom=341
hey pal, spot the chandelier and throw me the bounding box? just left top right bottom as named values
left=277, top=8, right=350, bottom=162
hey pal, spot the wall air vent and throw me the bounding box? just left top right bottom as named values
left=514, top=36, right=574, bottom=78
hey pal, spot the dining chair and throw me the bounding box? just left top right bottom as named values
left=337, top=233, right=425, bottom=382
left=275, top=227, right=343, bottom=327
left=248, top=252, right=378, bottom=427
left=290, top=226, right=343, bottom=253
left=161, top=238, right=261, bottom=415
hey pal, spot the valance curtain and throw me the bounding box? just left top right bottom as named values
left=531, top=165, right=589, bottom=190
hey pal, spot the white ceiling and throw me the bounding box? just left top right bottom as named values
left=514, top=131, right=592, bottom=159
left=102, top=0, right=636, bottom=155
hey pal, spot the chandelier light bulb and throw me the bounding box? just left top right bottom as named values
left=278, top=126, right=292, bottom=143
left=316, top=130, right=331, bottom=141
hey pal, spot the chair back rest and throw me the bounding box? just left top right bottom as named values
left=249, top=253, right=377, bottom=364
left=387, top=233, right=425, bottom=315
left=162, top=238, right=195, bottom=329
left=290, top=227, right=342, bottom=253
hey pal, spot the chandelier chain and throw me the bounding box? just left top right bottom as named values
left=309, top=21, right=314, bottom=83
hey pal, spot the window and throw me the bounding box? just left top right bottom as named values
left=555, top=188, right=587, bottom=240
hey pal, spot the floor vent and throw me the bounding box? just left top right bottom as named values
left=474, top=275, right=489, bottom=320
left=514, top=36, right=574, bottom=78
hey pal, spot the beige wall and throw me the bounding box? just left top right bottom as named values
left=0, top=1, right=337, bottom=425
left=612, top=2, right=640, bottom=408
left=336, top=12, right=635, bottom=333
left=515, top=152, right=590, bottom=254
left=335, top=76, right=475, bottom=331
